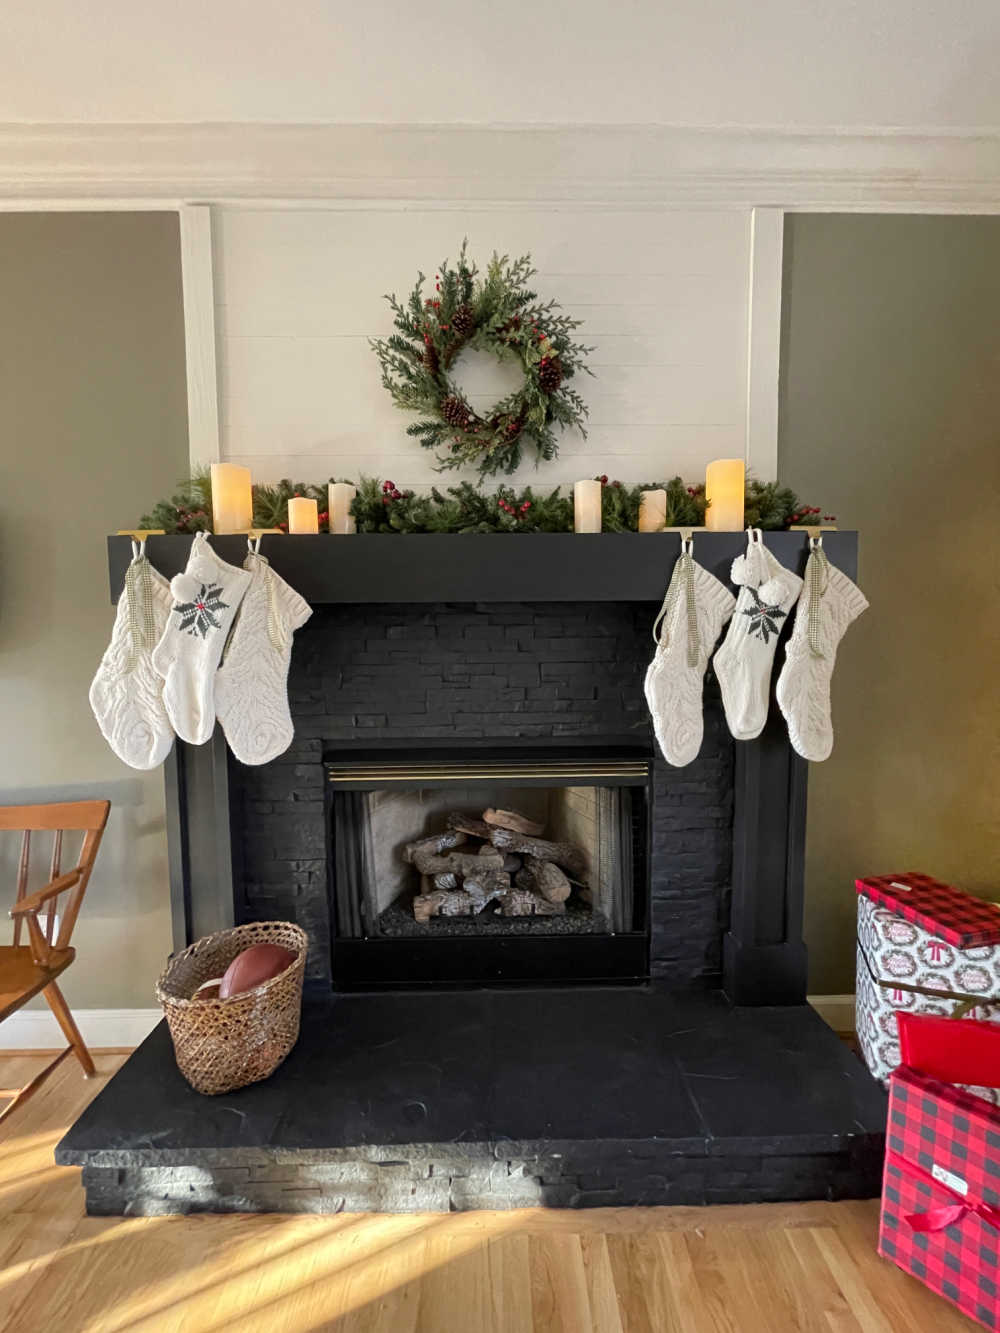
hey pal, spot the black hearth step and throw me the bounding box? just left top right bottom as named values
left=57, top=989, right=887, bottom=1216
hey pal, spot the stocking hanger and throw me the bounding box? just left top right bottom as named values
left=790, top=523, right=837, bottom=540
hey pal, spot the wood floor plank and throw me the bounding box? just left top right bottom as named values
left=0, top=1052, right=979, bottom=1333
left=529, top=1233, right=595, bottom=1333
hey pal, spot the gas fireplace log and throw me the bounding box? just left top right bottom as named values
left=462, top=869, right=511, bottom=902
left=482, top=807, right=545, bottom=837
left=413, top=888, right=480, bottom=921
left=446, top=812, right=494, bottom=839
left=524, top=856, right=571, bottom=904
left=403, top=829, right=467, bottom=865
left=488, top=828, right=587, bottom=877
left=433, top=871, right=459, bottom=891
left=496, top=887, right=565, bottom=917
left=478, top=844, right=522, bottom=873
left=412, top=848, right=504, bottom=877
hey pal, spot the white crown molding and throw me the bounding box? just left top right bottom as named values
left=3, top=123, right=1000, bottom=209
left=0, top=1008, right=160, bottom=1051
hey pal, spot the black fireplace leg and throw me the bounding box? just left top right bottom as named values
left=724, top=706, right=809, bottom=1006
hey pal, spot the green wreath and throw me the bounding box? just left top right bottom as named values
left=370, top=243, right=593, bottom=479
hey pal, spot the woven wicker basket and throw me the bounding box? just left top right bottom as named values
left=156, top=921, right=308, bottom=1096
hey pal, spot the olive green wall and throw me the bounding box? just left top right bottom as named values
left=0, top=212, right=188, bottom=1009
left=779, top=214, right=1000, bottom=994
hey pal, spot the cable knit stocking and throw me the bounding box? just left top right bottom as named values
left=89, top=542, right=175, bottom=770
left=215, top=549, right=312, bottom=765
left=776, top=541, right=868, bottom=761
left=644, top=542, right=735, bottom=767
left=151, top=532, right=251, bottom=745
left=714, top=529, right=803, bottom=741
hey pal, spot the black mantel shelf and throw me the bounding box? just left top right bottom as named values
left=107, top=531, right=859, bottom=604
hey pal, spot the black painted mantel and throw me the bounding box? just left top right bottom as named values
left=108, top=530, right=859, bottom=1006
left=108, top=530, right=857, bottom=606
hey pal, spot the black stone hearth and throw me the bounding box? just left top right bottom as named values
left=58, top=989, right=887, bottom=1215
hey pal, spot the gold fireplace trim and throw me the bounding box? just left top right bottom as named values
left=327, top=760, right=649, bottom=784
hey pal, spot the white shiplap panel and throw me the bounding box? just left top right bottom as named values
left=215, top=204, right=752, bottom=487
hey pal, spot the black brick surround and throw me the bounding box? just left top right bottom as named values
left=229, top=601, right=734, bottom=989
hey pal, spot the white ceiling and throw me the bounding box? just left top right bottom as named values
left=4, top=0, right=1000, bottom=129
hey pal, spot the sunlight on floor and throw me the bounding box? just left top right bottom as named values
left=0, top=1051, right=974, bottom=1333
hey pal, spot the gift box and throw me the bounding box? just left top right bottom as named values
left=856, top=872, right=1000, bottom=1099
left=880, top=1013, right=1000, bottom=1330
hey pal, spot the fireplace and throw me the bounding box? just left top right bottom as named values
left=325, top=745, right=651, bottom=987
left=59, top=530, right=888, bottom=1219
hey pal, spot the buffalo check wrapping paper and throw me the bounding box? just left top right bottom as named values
left=857, top=873, right=1000, bottom=949
left=881, top=1066, right=1000, bottom=1329
left=856, top=874, right=1000, bottom=1101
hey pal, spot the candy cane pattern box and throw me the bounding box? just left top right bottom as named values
left=856, top=873, right=1000, bottom=1100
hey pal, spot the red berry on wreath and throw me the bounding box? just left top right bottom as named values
left=599, top=475, right=608, bottom=485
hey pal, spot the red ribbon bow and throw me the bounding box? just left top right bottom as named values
left=887, top=1150, right=1000, bottom=1233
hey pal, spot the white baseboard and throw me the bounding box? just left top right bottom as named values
left=808, top=993, right=856, bottom=1034
left=0, top=1008, right=160, bottom=1051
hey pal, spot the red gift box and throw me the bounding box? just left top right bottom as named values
left=880, top=1013, right=1000, bottom=1329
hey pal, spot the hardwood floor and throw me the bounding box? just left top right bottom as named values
left=0, top=1052, right=976, bottom=1332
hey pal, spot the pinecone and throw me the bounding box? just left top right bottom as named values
left=451, top=303, right=475, bottom=338
left=440, top=395, right=471, bottom=429
left=422, top=343, right=439, bottom=374
left=538, top=356, right=563, bottom=393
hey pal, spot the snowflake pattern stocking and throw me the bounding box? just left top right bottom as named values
left=713, top=529, right=803, bottom=741
left=151, top=532, right=251, bottom=745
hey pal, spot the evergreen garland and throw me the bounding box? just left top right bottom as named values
left=139, top=471, right=833, bottom=536
left=370, top=243, right=594, bottom=479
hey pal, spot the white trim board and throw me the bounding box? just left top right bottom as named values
left=0, top=1008, right=160, bottom=1051
left=808, top=994, right=857, bottom=1034
left=2, top=124, right=1000, bottom=209
left=180, top=203, right=221, bottom=468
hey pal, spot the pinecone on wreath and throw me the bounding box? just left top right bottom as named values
left=441, top=394, right=472, bottom=428
left=538, top=356, right=563, bottom=393
left=422, top=342, right=439, bottom=374
left=451, top=303, right=475, bottom=338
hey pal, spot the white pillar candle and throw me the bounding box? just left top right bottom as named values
left=210, top=463, right=253, bottom=535
left=287, top=496, right=319, bottom=534
left=638, top=489, right=667, bottom=532
left=328, top=482, right=357, bottom=534
left=574, top=479, right=602, bottom=533
left=704, top=458, right=746, bottom=531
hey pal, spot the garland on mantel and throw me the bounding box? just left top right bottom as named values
left=139, top=472, right=834, bottom=536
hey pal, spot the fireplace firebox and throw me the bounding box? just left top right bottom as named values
left=325, top=746, right=651, bottom=988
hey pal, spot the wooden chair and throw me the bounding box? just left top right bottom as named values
left=0, top=800, right=110, bottom=1124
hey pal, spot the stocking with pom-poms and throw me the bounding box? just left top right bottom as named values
left=713, top=529, right=802, bottom=741
left=151, top=532, right=251, bottom=745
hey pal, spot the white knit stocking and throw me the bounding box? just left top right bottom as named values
left=151, top=532, right=251, bottom=745
left=644, top=542, right=736, bottom=767
left=215, top=548, right=312, bottom=765
left=776, top=541, right=868, bottom=761
left=714, top=529, right=803, bottom=741
left=89, top=542, right=175, bottom=770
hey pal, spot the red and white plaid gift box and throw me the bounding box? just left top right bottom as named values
left=856, top=872, right=1000, bottom=1099
left=880, top=1013, right=1000, bottom=1329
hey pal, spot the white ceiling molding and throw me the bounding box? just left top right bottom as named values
left=3, top=124, right=1000, bottom=210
